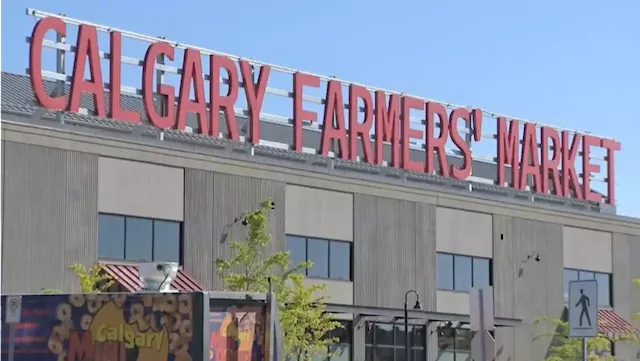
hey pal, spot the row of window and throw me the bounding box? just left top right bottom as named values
left=287, top=235, right=352, bottom=281
left=98, top=213, right=182, bottom=263
left=564, top=269, right=612, bottom=307
left=96, top=216, right=613, bottom=307
left=437, top=253, right=492, bottom=292
left=365, top=322, right=426, bottom=361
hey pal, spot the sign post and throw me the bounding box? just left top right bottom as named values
left=470, top=286, right=495, bottom=361
left=568, top=280, right=598, bottom=361
left=5, top=295, right=23, bottom=361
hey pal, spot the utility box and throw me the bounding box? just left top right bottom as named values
left=1, top=291, right=283, bottom=361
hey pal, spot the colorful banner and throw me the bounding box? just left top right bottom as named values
left=1, top=293, right=196, bottom=361
left=209, top=304, right=266, bottom=361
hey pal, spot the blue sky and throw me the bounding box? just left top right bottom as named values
left=2, top=0, right=639, bottom=217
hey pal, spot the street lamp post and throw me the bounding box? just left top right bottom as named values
left=404, top=290, right=422, bottom=361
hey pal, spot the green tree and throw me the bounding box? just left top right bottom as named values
left=40, top=263, right=114, bottom=294
left=534, top=278, right=640, bottom=361
left=215, top=199, right=342, bottom=361
left=533, top=317, right=616, bottom=361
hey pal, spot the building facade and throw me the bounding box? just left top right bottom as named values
left=3, top=9, right=640, bottom=361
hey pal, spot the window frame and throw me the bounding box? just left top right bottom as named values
left=437, top=252, right=493, bottom=292
left=97, top=212, right=183, bottom=264
left=563, top=267, right=612, bottom=307
left=286, top=235, right=353, bottom=281
left=365, top=321, right=426, bottom=361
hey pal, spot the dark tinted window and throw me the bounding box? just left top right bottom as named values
left=595, top=273, right=610, bottom=307
left=153, top=220, right=180, bottom=263
left=564, top=268, right=612, bottom=307
left=98, top=214, right=125, bottom=259
left=329, top=241, right=351, bottom=280
left=437, top=254, right=454, bottom=290
left=285, top=235, right=352, bottom=281
left=287, top=236, right=307, bottom=273
left=365, top=322, right=426, bottom=361
left=98, top=213, right=181, bottom=264
left=125, top=217, right=153, bottom=261
left=307, top=238, right=329, bottom=278
left=564, top=269, right=579, bottom=302
left=472, top=258, right=490, bottom=288
left=579, top=271, right=595, bottom=280
left=453, top=255, right=472, bottom=292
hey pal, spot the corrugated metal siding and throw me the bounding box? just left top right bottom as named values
left=183, top=168, right=216, bottom=289
left=493, top=216, right=563, bottom=361
left=613, top=233, right=640, bottom=359
left=183, top=170, right=286, bottom=290
left=352, top=195, right=436, bottom=361
left=353, top=194, right=436, bottom=309
left=2, top=142, right=98, bottom=293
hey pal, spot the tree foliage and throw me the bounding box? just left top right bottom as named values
left=534, top=278, right=640, bottom=361
left=41, top=263, right=114, bottom=294
left=215, top=199, right=342, bottom=361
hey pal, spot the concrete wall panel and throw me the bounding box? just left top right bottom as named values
left=493, top=216, right=563, bottom=361
left=563, top=226, right=612, bottom=273
left=436, top=207, right=493, bottom=258
left=285, top=185, right=353, bottom=241
left=303, top=279, right=353, bottom=305
left=98, top=157, right=184, bottom=221
left=436, top=291, right=469, bottom=314
left=2, top=142, right=98, bottom=293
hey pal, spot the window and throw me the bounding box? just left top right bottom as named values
left=563, top=268, right=611, bottom=307
left=312, top=321, right=352, bottom=361
left=365, top=322, right=426, bottom=361
left=436, top=322, right=484, bottom=361
left=98, top=213, right=181, bottom=263
left=437, top=253, right=492, bottom=292
left=286, top=235, right=352, bottom=281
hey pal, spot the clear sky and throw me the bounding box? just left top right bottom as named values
left=2, top=0, right=639, bottom=217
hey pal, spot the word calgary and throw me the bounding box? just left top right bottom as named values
left=28, top=17, right=620, bottom=205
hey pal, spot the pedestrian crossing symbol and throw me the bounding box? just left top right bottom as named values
left=568, top=279, right=598, bottom=338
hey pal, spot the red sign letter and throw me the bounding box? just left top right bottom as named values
left=401, top=96, right=424, bottom=172
left=348, top=84, right=374, bottom=163
left=448, top=108, right=471, bottom=180
left=142, top=41, right=175, bottom=129
left=519, top=123, right=542, bottom=192
left=29, top=17, right=66, bottom=110
left=210, top=55, right=239, bottom=140
left=540, top=126, right=561, bottom=196
left=425, top=102, right=450, bottom=176
left=176, top=49, right=208, bottom=134
left=68, top=25, right=105, bottom=117
left=374, top=92, right=400, bottom=167
left=321, top=80, right=348, bottom=158
left=109, top=31, right=140, bottom=124
left=239, top=61, right=270, bottom=144
left=581, top=135, right=603, bottom=203
left=497, top=117, right=520, bottom=188
left=601, top=139, right=620, bottom=205
left=292, top=72, right=320, bottom=152
left=561, top=131, right=583, bottom=199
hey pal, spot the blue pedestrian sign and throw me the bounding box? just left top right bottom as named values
left=568, top=279, right=598, bottom=338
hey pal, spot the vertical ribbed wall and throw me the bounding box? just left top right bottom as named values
left=2, top=142, right=98, bottom=293
left=612, top=233, right=640, bottom=359
left=352, top=194, right=436, bottom=361
left=183, top=170, right=286, bottom=290
left=492, top=216, right=563, bottom=361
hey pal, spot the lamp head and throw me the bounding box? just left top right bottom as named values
left=413, top=299, right=422, bottom=310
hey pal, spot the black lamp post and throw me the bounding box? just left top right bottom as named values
left=404, top=290, right=422, bottom=361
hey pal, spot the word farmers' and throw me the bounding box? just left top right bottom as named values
left=27, top=17, right=621, bottom=205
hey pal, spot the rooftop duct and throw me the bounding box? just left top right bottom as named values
left=138, top=262, right=179, bottom=292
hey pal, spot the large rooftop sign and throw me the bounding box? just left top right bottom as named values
left=25, top=9, right=621, bottom=205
